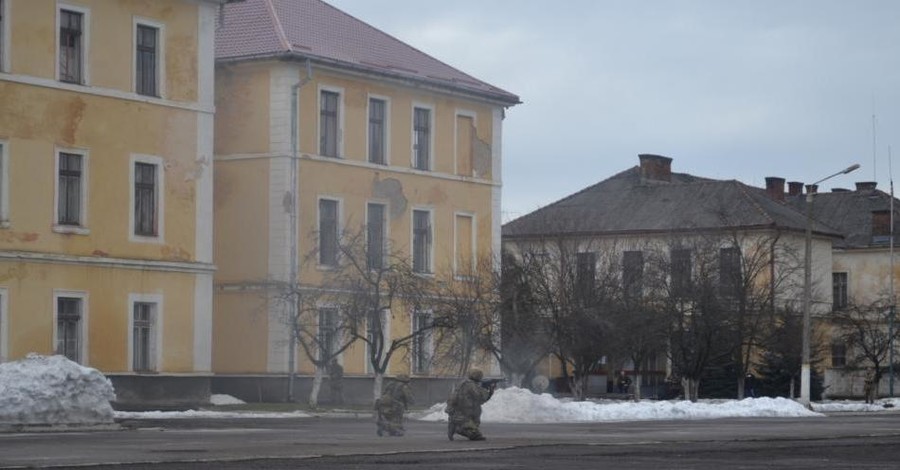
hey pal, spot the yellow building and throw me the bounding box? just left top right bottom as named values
left=212, top=0, right=519, bottom=400
left=0, top=0, right=224, bottom=407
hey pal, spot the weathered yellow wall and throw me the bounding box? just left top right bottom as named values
left=0, top=260, right=196, bottom=371
left=212, top=291, right=270, bottom=373
left=834, top=249, right=899, bottom=305
left=8, top=0, right=199, bottom=102
left=0, top=82, right=199, bottom=261
left=214, top=64, right=271, bottom=155
left=213, top=159, right=271, bottom=282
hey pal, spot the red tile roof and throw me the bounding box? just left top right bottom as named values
left=216, top=0, right=520, bottom=105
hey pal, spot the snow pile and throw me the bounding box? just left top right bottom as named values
left=115, top=409, right=311, bottom=419
left=813, top=398, right=900, bottom=413
left=417, top=386, right=823, bottom=423
left=210, top=394, right=245, bottom=406
left=0, top=354, right=116, bottom=425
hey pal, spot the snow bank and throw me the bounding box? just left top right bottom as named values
left=210, top=394, right=245, bottom=406
left=0, top=354, right=116, bottom=425
left=813, top=398, right=900, bottom=413
left=417, top=386, right=823, bottom=423
left=115, top=409, right=312, bottom=419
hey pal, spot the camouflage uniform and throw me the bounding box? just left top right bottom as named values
left=863, top=369, right=877, bottom=404
left=446, top=369, right=493, bottom=441
left=375, top=375, right=413, bottom=436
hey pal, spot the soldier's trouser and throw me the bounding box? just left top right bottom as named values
left=377, top=407, right=405, bottom=436
left=449, top=416, right=483, bottom=440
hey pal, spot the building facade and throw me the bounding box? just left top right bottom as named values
left=212, top=0, right=519, bottom=402
left=0, top=0, right=222, bottom=408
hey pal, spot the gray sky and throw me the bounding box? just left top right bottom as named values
left=329, top=0, right=900, bottom=223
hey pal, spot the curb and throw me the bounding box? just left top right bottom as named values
left=0, top=422, right=121, bottom=433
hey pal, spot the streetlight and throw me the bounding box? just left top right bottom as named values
left=801, top=163, right=860, bottom=406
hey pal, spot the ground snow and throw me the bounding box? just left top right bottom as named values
left=0, top=354, right=116, bottom=425
left=210, top=394, right=246, bottom=406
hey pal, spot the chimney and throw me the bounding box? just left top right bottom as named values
left=765, top=177, right=786, bottom=202
left=855, top=181, right=877, bottom=192
left=638, top=154, right=672, bottom=182
left=788, top=181, right=804, bottom=196
left=805, top=184, right=818, bottom=195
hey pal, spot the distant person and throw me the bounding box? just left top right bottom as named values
left=617, top=371, right=632, bottom=394
left=744, top=373, right=757, bottom=398
left=446, top=368, right=495, bottom=441
left=375, top=374, right=413, bottom=436
left=863, top=369, right=877, bottom=405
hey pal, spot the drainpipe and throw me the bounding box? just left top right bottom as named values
left=287, top=59, right=313, bottom=402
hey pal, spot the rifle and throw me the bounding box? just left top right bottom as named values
left=480, top=378, right=506, bottom=390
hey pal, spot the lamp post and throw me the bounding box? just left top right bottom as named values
left=800, top=163, right=860, bottom=406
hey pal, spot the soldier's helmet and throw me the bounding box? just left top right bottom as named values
left=468, top=368, right=484, bottom=381
left=396, top=374, right=411, bottom=383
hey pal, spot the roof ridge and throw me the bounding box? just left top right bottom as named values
left=735, top=181, right=776, bottom=225
left=266, top=0, right=292, bottom=53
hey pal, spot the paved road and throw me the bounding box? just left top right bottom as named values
left=2, top=412, right=899, bottom=469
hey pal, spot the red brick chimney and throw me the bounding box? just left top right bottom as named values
left=855, top=181, right=877, bottom=192
left=788, top=181, right=804, bottom=196
left=638, top=154, right=672, bottom=182
left=765, top=177, right=786, bottom=202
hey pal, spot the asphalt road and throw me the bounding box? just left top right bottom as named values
left=2, top=412, right=900, bottom=469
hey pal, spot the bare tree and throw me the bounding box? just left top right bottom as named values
left=831, top=296, right=900, bottom=396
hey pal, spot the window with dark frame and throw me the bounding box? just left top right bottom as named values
left=366, top=203, right=385, bottom=270
left=59, top=9, right=83, bottom=84
left=831, top=342, right=846, bottom=368
left=832, top=272, right=848, bottom=310
left=320, top=90, right=339, bottom=157
left=56, top=297, right=82, bottom=363
left=132, top=302, right=154, bottom=371
left=413, top=107, right=431, bottom=170
left=134, top=162, right=157, bottom=236
left=135, top=24, right=158, bottom=96
left=575, top=252, right=596, bottom=303
left=412, top=209, right=431, bottom=273
left=670, top=248, right=692, bottom=297
left=412, top=310, right=432, bottom=374
left=368, top=98, right=386, bottom=164
left=58, top=152, right=82, bottom=226
left=317, top=307, right=338, bottom=360
left=318, top=199, right=338, bottom=266
left=623, top=251, right=644, bottom=299
left=719, top=247, right=742, bottom=297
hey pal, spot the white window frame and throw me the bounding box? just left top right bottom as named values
left=0, top=139, right=9, bottom=228
left=0, top=286, right=8, bottom=362
left=132, top=17, right=166, bottom=98
left=453, top=211, right=476, bottom=278
left=453, top=109, right=477, bottom=176
left=0, top=0, right=10, bottom=73
left=127, top=293, right=163, bottom=372
left=317, top=196, right=342, bottom=268
left=129, top=153, right=165, bottom=244
left=53, top=289, right=89, bottom=365
left=411, top=207, right=434, bottom=274
left=364, top=308, right=390, bottom=374
left=366, top=94, right=391, bottom=165
left=317, top=85, right=344, bottom=158
left=365, top=200, right=389, bottom=270
left=411, top=309, right=434, bottom=375
left=411, top=102, right=434, bottom=171
left=53, top=146, right=89, bottom=235
left=56, top=3, right=91, bottom=85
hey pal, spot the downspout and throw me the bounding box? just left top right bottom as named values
left=287, top=58, right=313, bottom=402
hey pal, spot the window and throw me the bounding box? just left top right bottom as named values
left=56, top=295, right=84, bottom=363
left=623, top=251, right=643, bottom=299
left=365, top=309, right=389, bottom=374
left=456, top=113, right=475, bottom=176
left=670, top=249, right=692, bottom=297
left=0, top=140, right=8, bottom=225
left=134, top=162, right=157, bottom=236
left=833, top=272, right=848, bottom=310
left=59, top=9, right=84, bottom=84
left=412, top=209, right=432, bottom=273
left=413, top=107, right=431, bottom=170
left=455, top=214, right=474, bottom=276
left=318, top=199, right=339, bottom=266
left=411, top=310, right=433, bottom=374
left=132, top=301, right=157, bottom=372
left=831, top=341, right=846, bottom=368
left=320, top=90, right=340, bottom=157
left=57, top=151, right=85, bottom=227
left=367, top=203, right=386, bottom=270
left=576, top=252, right=596, bottom=302
left=135, top=24, right=159, bottom=96
left=719, top=247, right=742, bottom=297
left=368, top=98, right=386, bottom=164
left=318, top=307, right=338, bottom=361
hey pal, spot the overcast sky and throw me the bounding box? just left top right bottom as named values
left=329, top=0, right=900, bottom=222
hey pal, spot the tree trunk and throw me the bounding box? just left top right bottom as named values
left=633, top=373, right=642, bottom=401
left=308, top=365, right=324, bottom=408
left=738, top=376, right=745, bottom=399
left=509, top=372, right=525, bottom=389
left=682, top=377, right=700, bottom=402
left=372, top=372, right=384, bottom=403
